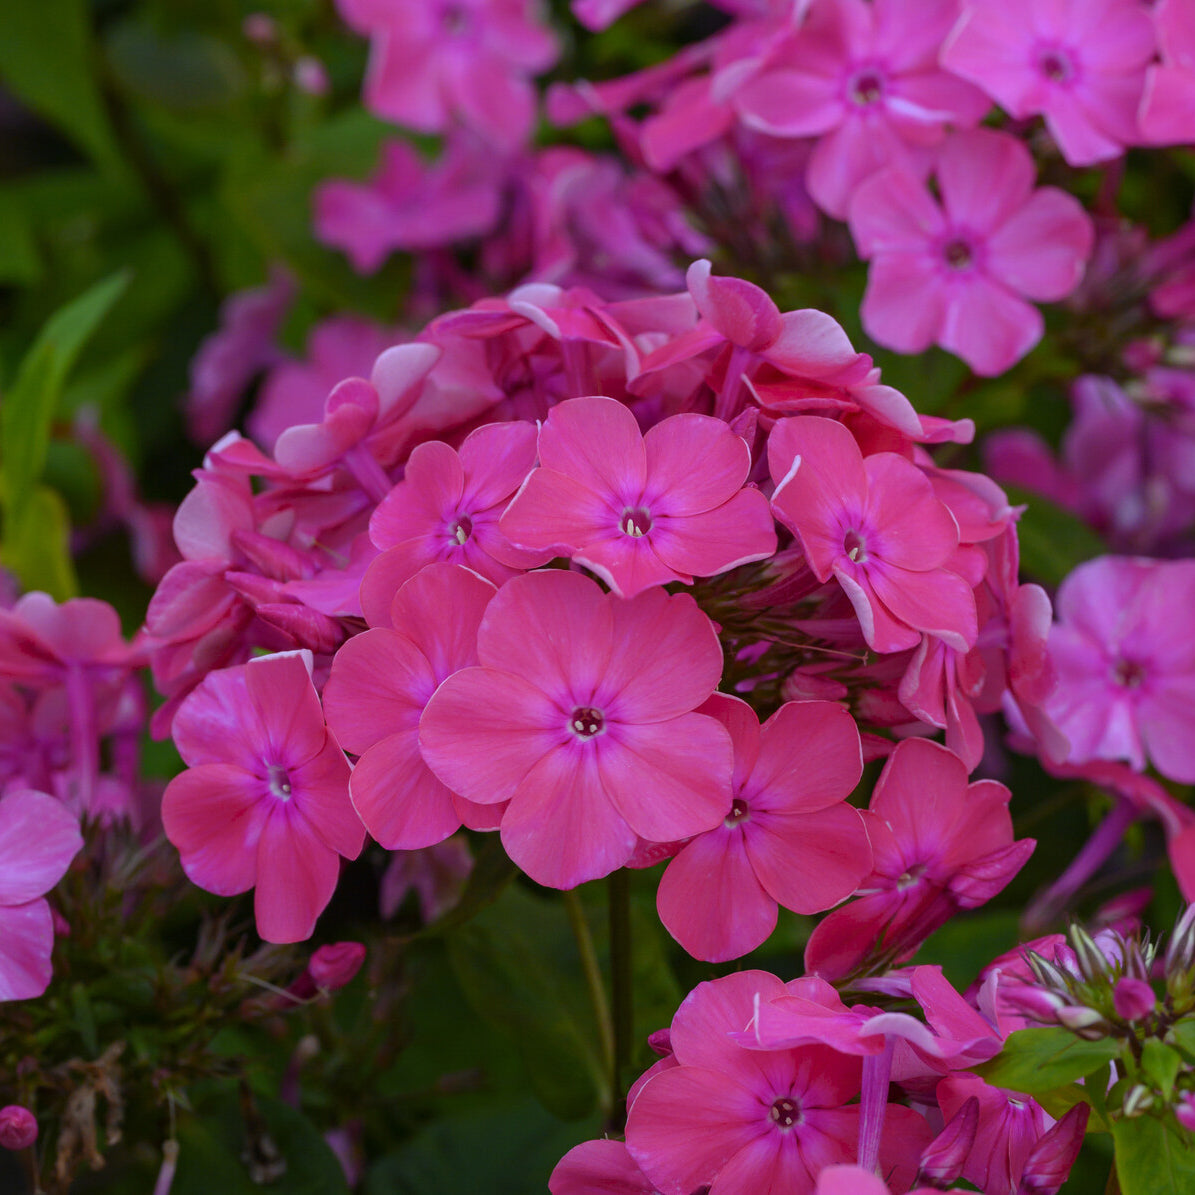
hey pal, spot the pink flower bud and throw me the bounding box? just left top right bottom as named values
left=242, top=13, right=277, bottom=43
left=1113, top=977, right=1155, bottom=1022
left=1017, top=1103, right=1088, bottom=1194
left=0, top=1106, right=37, bottom=1150
left=293, top=57, right=330, bottom=97
left=1175, top=1092, right=1195, bottom=1133
left=308, top=942, right=366, bottom=992
left=916, top=1096, right=978, bottom=1187
left=1001, top=985, right=1069, bottom=1024
left=1056, top=1005, right=1110, bottom=1036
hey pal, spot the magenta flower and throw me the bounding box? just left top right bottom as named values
left=941, top=0, right=1156, bottom=165
left=161, top=651, right=363, bottom=943
left=733, top=0, right=990, bottom=218
left=1045, top=556, right=1195, bottom=784
left=1140, top=0, right=1195, bottom=146
left=500, top=395, right=777, bottom=599
left=624, top=970, right=930, bottom=1195
left=419, top=570, right=732, bottom=889
left=768, top=415, right=977, bottom=654
left=324, top=564, right=501, bottom=850
left=656, top=695, right=870, bottom=962
left=804, top=739, right=1034, bottom=979
left=0, top=789, right=82, bottom=1000
left=849, top=129, right=1094, bottom=375
left=335, top=0, right=558, bottom=151
left=362, top=421, right=549, bottom=625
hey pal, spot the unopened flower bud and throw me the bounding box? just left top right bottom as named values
left=1123, top=1084, right=1155, bottom=1117
left=0, top=1106, right=37, bottom=1150
left=242, top=13, right=277, bottom=43
left=916, top=1096, right=978, bottom=1188
left=1113, top=977, right=1156, bottom=1022
left=1056, top=1005, right=1111, bottom=1038
left=1002, top=985, right=1069, bottom=1024
left=1068, top=925, right=1113, bottom=983
left=308, top=942, right=366, bottom=992
left=293, top=57, right=329, bottom=97
left=1175, top=1091, right=1195, bottom=1133
left=1017, top=1103, right=1088, bottom=1194
left=1166, top=906, right=1195, bottom=985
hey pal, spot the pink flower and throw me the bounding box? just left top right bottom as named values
left=1045, top=556, right=1195, bottom=783
left=849, top=129, right=1094, bottom=375
left=161, top=651, right=363, bottom=943
left=362, top=422, right=549, bottom=624
left=656, top=695, right=870, bottom=962
left=549, top=1139, right=655, bottom=1195
left=805, top=739, right=1034, bottom=980
left=0, top=1106, right=37, bottom=1151
left=324, top=564, right=501, bottom=850
left=941, top=0, right=1156, bottom=165
left=733, top=0, right=990, bottom=218
left=0, top=789, right=83, bottom=1000
left=419, top=570, right=732, bottom=888
left=1139, top=0, right=1195, bottom=146
left=336, top=0, right=558, bottom=151
left=501, top=395, right=776, bottom=598
left=379, top=835, right=473, bottom=922
left=768, top=415, right=977, bottom=654
left=624, top=971, right=930, bottom=1195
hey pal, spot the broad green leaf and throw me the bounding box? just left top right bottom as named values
left=1166, top=1018, right=1195, bottom=1062
left=0, top=271, right=129, bottom=519
left=0, top=485, right=77, bottom=599
left=0, top=0, right=124, bottom=174
left=1142, top=1039, right=1182, bottom=1099
left=1004, top=486, right=1108, bottom=586
left=1113, top=1114, right=1195, bottom=1195
left=974, top=1027, right=1120, bottom=1094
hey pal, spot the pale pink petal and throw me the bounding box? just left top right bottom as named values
left=370, top=342, right=439, bottom=420
left=859, top=253, right=947, bottom=355
left=658, top=829, right=779, bottom=962
left=644, top=414, right=750, bottom=516
left=0, top=900, right=55, bottom=1000
left=649, top=491, right=778, bottom=580
left=536, top=396, right=647, bottom=501
left=254, top=808, right=341, bottom=942
left=849, top=170, right=945, bottom=256
left=986, top=188, right=1093, bottom=301
left=768, top=310, right=866, bottom=378
left=351, top=731, right=462, bottom=849
left=939, top=274, right=1044, bottom=376
left=0, top=791, right=82, bottom=905
left=936, top=129, right=1034, bottom=234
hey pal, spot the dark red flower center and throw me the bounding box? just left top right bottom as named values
left=569, top=707, right=606, bottom=738
left=943, top=239, right=974, bottom=271
left=1037, top=48, right=1074, bottom=84
left=843, top=529, right=869, bottom=563
left=620, top=507, right=653, bottom=538
left=769, top=1096, right=801, bottom=1129
left=848, top=68, right=885, bottom=106
left=450, top=514, right=473, bottom=545
left=725, top=797, right=750, bottom=827
left=1113, top=658, right=1146, bottom=689
left=268, top=765, right=293, bottom=801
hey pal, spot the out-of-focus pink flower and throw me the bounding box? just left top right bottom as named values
left=805, top=739, right=1034, bottom=979
left=379, top=835, right=473, bottom=922
left=941, top=0, right=1156, bottom=165
left=656, top=695, right=869, bottom=962
left=324, top=564, right=501, bottom=850
left=161, top=651, right=363, bottom=943
left=315, top=137, right=505, bottom=274
left=733, top=0, right=989, bottom=218
left=0, top=789, right=82, bottom=1000
left=0, top=1105, right=37, bottom=1150
left=500, top=395, right=776, bottom=598
left=1046, top=556, right=1195, bottom=784
left=309, top=942, right=366, bottom=990
left=335, top=0, right=557, bottom=151
left=1140, top=0, right=1195, bottom=145
left=769, top=415, right=977, bottom=654
left=569, top=0, right=643, bottom=30
left=419, top=570, right=732, bottom=888
left=850, top=129, right=1093, bottom=375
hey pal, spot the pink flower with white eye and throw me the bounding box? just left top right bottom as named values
left=1139, top=0, right=1195, bottom=146
left=941, top=0, right=1156, bottom=165
left=0, top=789, right=83, bottom=1000
left=323, top=564, right=502, bottom=850
left=849, top=129, right=1094, bottom=376
left=419, top=570, right=732, bottom=889
left=733, top=0, right=990, bottom=219
left=656, top=695, right=870, bottom=963
left=361, top=422, right=549, bottom=626
left=161, top=651, right=363, bottom=943
left=499, top=396, right=777, bottom=599
left=768, top=415, right=977, bottom=654
left=1045, top=556, right=1195, bottom=784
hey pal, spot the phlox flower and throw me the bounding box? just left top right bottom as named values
left=161, top=651, right=363, bottom=943
left=500, top=395, right=777, bottom=599
left=941, top=0, right=1156, bottom=166
left=733, top=0, right=990, bottom=218
left=1140, top=0, right=1195, bottom=146
left=0, top=789, right=83, bottom=1000
left=805, top=739, right=1035, bottom=980
left=419, top=569, right=732, bottom=889
left=323, top=564, right=502, bottom=850
left=1045, top=556, right=1195, bottom=784
left=361, top=422, right=550, bottom=625
left=768, top=415, right=977, bottom=654
left=656, top=695, right=870, bottom=962
left=849, top=129, right=1093, bottom=375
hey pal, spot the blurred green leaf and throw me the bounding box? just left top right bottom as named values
left=0, top=484, right=77, bottom=598
left=1112, top=1113, right=1195, bottom=1195
left=974, top=1026, right=1120, bottom=1094
left=0, top=191, right=42, bottom=286
left=0, top=0, right=124, bottom=174
left=105, top=21, right=247, bottom=113
left=1005, top=486, right=1108, bottom=587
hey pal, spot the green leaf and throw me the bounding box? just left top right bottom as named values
left=1166, top=1018, right=1195, bottom=1062
left=0, top=0, right=124, bottom=174
left=1141, top=1039, right=1182, bottom=1100
left=0, top=485, right=77, bottom=599
left=974, top=1027, right=1120, bottom=1094
left=0, top=191, right=42, bottom=286
left=1004, top=486, right=1108, bottom=587
left=0, top=270, right=129, bottom=520
left=1113, top=1114, right=1195, bottom=1195
left=105, top=21, right=246, bottom=114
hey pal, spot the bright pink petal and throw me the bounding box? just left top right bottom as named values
left=550, top=1140, right=655, bottom=1195
left=350, top=731, right=461, bottom=849
left=986, top=188, right=1093, bottom=301
left=499, top=467, right=616, bottom=552
left=370, top=440, right=464, bottom=548
left=574, top=534, right=685, bottom=598
left=936, top=129, right=1033, bottom=233
left=458, top=420, right=539, bottom=509
left=938, top=274, right=1044, bottom=376
left=735, top=69, right=844, bottom=138
left=748, top=702, right=862, bottom=814
left=0, top=791, right=82, bottom=905
left=289, top=737, right=362, bottom=859
left=254, top=808, right=341, bottom=942
left=671, top=969, right=787, bottom=1070
left=863, top=454, right=958, bottom=571
left=644, top=414, right=750, bottom=516
left=536, top=396, right=647, bottom=502
left=649, top=491, right=778, bottom=580
left=868, top=561, right=978, bottom=652
left=0, top=900, right=55, bottom=1000
left=389, top=562, right=494, bottom=679
left=849, top=169, right=945, bottom=256
left=859, top=253, right=947, bottom=355
left=246, top=651, right=327, bottom=768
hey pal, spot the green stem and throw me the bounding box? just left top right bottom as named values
left=563, top=889, right=614, bottom=1083
left=608, top=868, right=633, bottom=1131
left=1106, top=1163, right=1122, bottom=1195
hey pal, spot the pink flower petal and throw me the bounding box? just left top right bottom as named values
left=649, top=491, right=778, bottom=580
left=938, top=274, right=1043, bottom=376
left=351, top=731, right=462, bottom=849
left=748, top=701, right=862, bottom=814
left=0, top=900, right=55, bottom=1001
left=937, top=129, right=1034, bottom=234
left=370, top=440, right=464, bottom=548
left=499, top=467, right=615, bottom=553
left=254, top=808, right=341, bottom=942
left=986, top=188, right=1093, bottom=302
left=0, top=791, right=82, bottom=905
left=644, top=414, right=750, bottom=516
left=290, top=737, right=362, bottom=859
left=388, top=562, right=494, bottom=680
left=537, top=396, right=647, bottom=502
left=246, top=651, right=328, bottom=768
left=859, top=253, right=947, bottom=355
